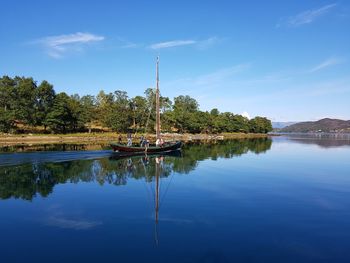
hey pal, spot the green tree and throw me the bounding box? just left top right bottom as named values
left=80, top=95, right=97, bottom=133
left=69, top=94, right=85, bottom=131
left=36, top=80, right=56, bottom=130
left=231, top=114, right=250, bottom=133
left=173, top=95, right=199, bottom=132
left=13, top=77, right=37, bottom=126
left=0, top=108, right=16, bottom=132
left=45, top=93, right=72, bottom=133
left=249, top=116, right=273, bottom=133
left=110, top=90, right=132, bottom=132
left=96, top=90, right=114, bottom=126
left=130, top=95, right=148, bottom=131
left=99, top=90, right=132, bottom=132
left=210, top=108, right=219, bottom=117
left=0, top=76, right=16, bottom=112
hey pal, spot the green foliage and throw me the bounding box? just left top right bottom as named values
left=130, top=95, right=148, bottom=130
left=36, top=80, right=56, bottom=128
left=97, top=90, right=132, bottom=132
left=45, top=93, right=85, bottom=133
left=249, top=117, right=273, bottom=133
left=0, top=75, right=16, bottom=112
left=45, top=93, right=72, bottom=133
left=80, top=95, right=97, bottom=132
left=0, top=108, right=16, bottom=132
left=0, top=75, right=273, bottom=134
left=12, top=77, right=37, bottom=126
left=173, top=95, right=200, bottom=132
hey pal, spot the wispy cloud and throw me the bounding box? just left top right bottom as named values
left=149, top=40, right=196, bottom=49
left=148, top=37, right=221, bottom=50
left=35, top=32, right=104, bottom=58
left=116, top=37, right=142, bottom=49
left=163, top=63, right=251, bottom=94
left=310, top=57, right=344, bottom=72
left=191, top=64, right=251, bottom=86
left=278, top=3, right=337, bottom=27
left=238, top=78, right=350, bottom=104
left=197, top=37, right=222, bottom=50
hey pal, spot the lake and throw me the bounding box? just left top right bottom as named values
left=1, top=135, right=350, bottom=263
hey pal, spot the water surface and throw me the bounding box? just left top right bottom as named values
left=0, top=137, right=349, bottom=262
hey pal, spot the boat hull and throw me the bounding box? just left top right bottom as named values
left=110, top=141, right=182, bottom=153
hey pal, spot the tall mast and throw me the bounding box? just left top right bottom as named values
left=155, top=56, right=161, bottom=139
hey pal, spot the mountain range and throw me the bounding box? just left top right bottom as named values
left=272, top=122, right=297, bottom=129
left=281, top=118, right=350, bottom=133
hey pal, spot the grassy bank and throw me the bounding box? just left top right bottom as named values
left=0, top=132, right=269, bottom=145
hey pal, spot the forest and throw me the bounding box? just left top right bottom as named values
left=0, top=76, right=272, bottom=134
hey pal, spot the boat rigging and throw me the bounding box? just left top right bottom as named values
left=111, top=57, right=182, bottom=154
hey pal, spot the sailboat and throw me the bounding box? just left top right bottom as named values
left=110, top=57, right=182, bottom=153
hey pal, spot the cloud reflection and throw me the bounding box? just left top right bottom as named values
left=46, top=216, right=102, bottom=230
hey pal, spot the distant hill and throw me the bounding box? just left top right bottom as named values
left=281, top=118, right=350, bottom=133
left=272, top=122, right=297, bottom=129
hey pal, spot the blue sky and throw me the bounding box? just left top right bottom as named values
left=0, top=0, right=349, bottom=121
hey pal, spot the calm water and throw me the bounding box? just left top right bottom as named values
left=1, top=136, right=350, bottom=263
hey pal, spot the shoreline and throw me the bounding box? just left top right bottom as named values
left=0, top=132, right=269, bottom=146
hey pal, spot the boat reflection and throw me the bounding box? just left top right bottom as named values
left=109, top=153, right=177, bottom=245
left=110, top=149, right=182, bottom=159
left=0, top=138, right=272, bottom=201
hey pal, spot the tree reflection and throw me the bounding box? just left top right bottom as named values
left=0, top=138, right=272, bottom=200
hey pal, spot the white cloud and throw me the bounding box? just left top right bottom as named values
left=148, top=37, right=221, bottom=50
left=196, top=37, right=222, bottom=50
left=278, top=3, right=337, bottom=27
left=36, top=32, right=104, bottom=58
left=149, top=40, right=196, bottom=49
left=241, top=111, right=251, bottom=119
left=310, top=57, right=344, bottom=72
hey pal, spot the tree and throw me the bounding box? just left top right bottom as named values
left=159, top=96, right=173, bottom=132
left=45, top=93, right=72, bottom=133
left=13, top=77, right=37, bottom=126
left=130, top=95, right=148, bottom=130
left=96, top=90, right=114, bottom=127
left=0, top=76, right=16, bottom=112
left=231, top=114, right=250, bottom=133
left=210, top=108, right=219, bottom=116
left=249, top=117, right=273, bottom=133
left=0, top=75, right=274, bottom=134
left=0, top=76, right=16, bottom=132
left=173, top=95, right=199, bottom=132
left=80, top=95, right=97, bottom=133
left=68, top=94, right=85, bottom=132
left=0, top=108, right=15, bottom=133
left=109, top=90, right=132, bottom=132
left=36, top=80, right=55, bottom=130
left=98, top=90, right=132, bottom=132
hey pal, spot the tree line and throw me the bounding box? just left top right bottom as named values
left=0, top=75, right=272, bottom=134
